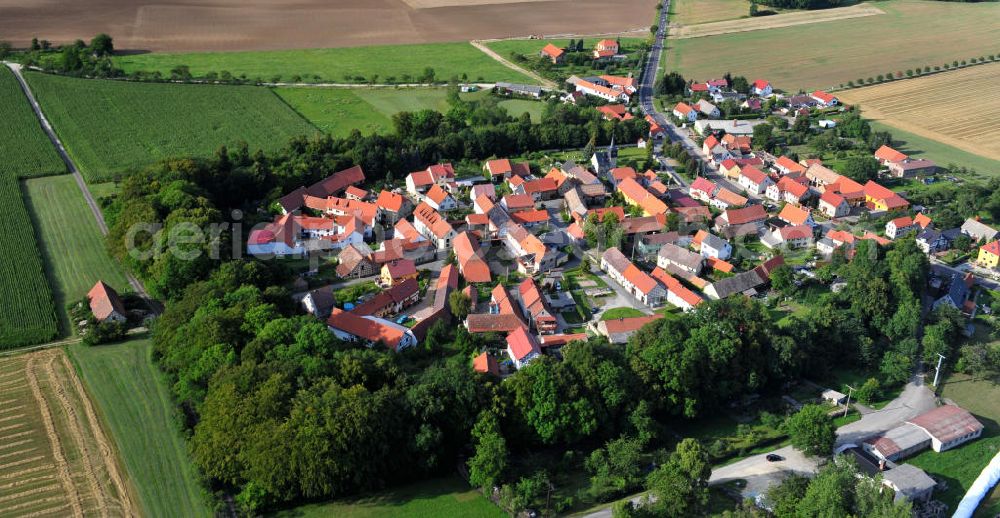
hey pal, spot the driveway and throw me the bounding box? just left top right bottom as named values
left=708, top=445, right=820, bottom=499
left=834, top=374, right=937, bottom=449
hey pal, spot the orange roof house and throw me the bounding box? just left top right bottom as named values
left=618, top=177, right=667, bottom=216
left=593, top=39, right=620, bottom=58
left=87, top=281, right=126, bottom=323
left=778, top=204, right=813, bottom=226
left=540, top=43, right=565, bottom=63
left=774, top=155, right=806, bottom=175
left=473, top=352, right=500, bottom=376
left=875, top=145, right=908, bottom=164
left=381, top=259, right=418, bottom=286
left=454, top=231, right=492, bottom=284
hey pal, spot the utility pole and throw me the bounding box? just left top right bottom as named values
left=843, top=385, right=855, bottom=418
left=932, top=353, right=947, bottom=387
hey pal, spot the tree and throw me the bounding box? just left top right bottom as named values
left=468, top=411, right=508, bottom=490
left=770, top=264, right=795, bottom=296
left=752, top=123, right=775, bottom=152
left=880, top=350, right=912, bottom=386
left=645, top=438, right=710, bottom=515
left=856, top=378, right=880, bottom=405
left=840, top=156, right=879, bottom=183
left=90, top=33, right=114, bottom=56
left=795, top=461, right=857, bottom=518
left=585, top=435, right=644, bottom=498
left=766, top=474, right=809, bottom=517
left=448, top=290, right=471, bottom=320
left=786, top=404, right=835, bottom=456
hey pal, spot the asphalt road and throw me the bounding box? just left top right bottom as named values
left=6, top=62, right=163, bottom=315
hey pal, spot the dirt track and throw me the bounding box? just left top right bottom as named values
left=0, top=0, right=659, bottom=52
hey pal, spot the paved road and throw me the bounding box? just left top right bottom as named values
left=6, top=62, right=162, bottom=314
left=708, top=445, right=820, bottom=500
left=834, top=373, right=937, bottom=449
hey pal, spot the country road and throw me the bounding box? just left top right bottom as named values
left=6, top=62, right=162, bottom=314
left=470, top=40, right=557, bottom=90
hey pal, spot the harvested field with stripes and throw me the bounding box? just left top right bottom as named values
left=0, top=348, right=135, bottom=517
left=838, top=62, right=1000, bottom=163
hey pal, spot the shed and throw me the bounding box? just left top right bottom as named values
left=882, top=464, right=936, bottom=503
left=822, top=389, right=847, bottom=405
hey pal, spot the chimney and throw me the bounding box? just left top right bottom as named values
left=879, top=459, right=886, bottom=471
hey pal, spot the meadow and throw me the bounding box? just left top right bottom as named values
left=275, top=87, right=545, bottom=137
left=838, top=63, right=1000, bottom=163
left=115, top=43, right=532, bottom=84
left=269, top=477, right=502, bottom=518
left=23, top=175, right=131, bottom=334
left=0, top=348, right=135, bottom=516
left=670, top=0, right=751, bottom=25
left=67, top=339, right=212, bottom=518
left=25, top=72, right=319, bottom=180
left=484, top=37, right=648, bottom=60
left=666, top=0, right=1000, bottom=91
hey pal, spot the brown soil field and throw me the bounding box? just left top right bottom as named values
left=0, top=0, right=659, bottom=52
left=670, top=2, right=884, bottom=38
left=838, top=63, right=1000, bottom=162
left=0, top=348, right=135, bottom=517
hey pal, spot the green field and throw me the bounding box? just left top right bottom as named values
left=275, top=87, right=545, bottom=137
left=666, top=0, right=1000, bottom=91
left=25, top=71, right=319, bottom=180
left=115, top=42, right=532, bottom=84
left=908, top=374, right=1000, bottom=516
left=869, top=121, right=1000, bottom=176
left=67, top=338, right=212, bottom=518
left=0, top=66, right=61, bottom=348
left=671, top=0, right=753, bottom=25
left=269, top=477, right=502, bottom=518
left=23, top=175, right=130, bottom=334
left=485, top=37, right=648, bottom=60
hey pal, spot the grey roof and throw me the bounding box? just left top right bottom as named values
left=961, top=219, right=998, bottom=241
left=602, top=247, right=632, bottom=273
left=917, top=228, right=941, bottom=243
left=707, top=270, right=764, bottom=299
left=701, top=233, right=729, bottom=252
left=496, top=82, right=542, bottom=95
left=640, top=232, right=680, bottom=247
left=564, top=187, right=587, bottom=216
left=304, top=287, right=335, bottom=317
left=694, top=119, right=766, bottom=136
left=882, top=464, right=936, bottom=494
left=945, top=273, right=970, bottom=307
left=658, top=243, right=703, bottom=271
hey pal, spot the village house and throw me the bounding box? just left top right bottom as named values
left=699, top=232, right=732, bottom=260
left=539, top=43, right=565, bottom=64
left=721, top=134, right=752, bottom=157
left=335, top=244, right=377, bottom=278
left=711, top=188, right=748, bottom=210
left=593, top=39, right=620, bottom=59
left=881, top=465, right=937, bottom=504
left=932, top=272, right=975, bottom=314
left=412, top=202, right=456, bottom=251
left=773, top=155, right=806, bottom=176
left=809, top=90, right=838, bottom=107
left=596, top=314, right=663, bottom=344
left=506, top=326, right=541, bottom=370
left=886, top=216, right=918, bottom=239
left=344, top=185, right=368, bottom=202
left=689, top=176, right=718, bottom=202
left=738, top=165, right=774, bottom=195
left=328, top=308, right=418, bottom=352
left=916, top=228, right=957, bottom=254
left=88, top=281, right=127, bottom=323
left=694, top=100, right=720, bottom=119
left=778, top=204, right=816, bottom=227
left=716, top=205, right=768, bottom=230
left=567, top=75, right=630, bottom=102
left=303, top=196, right=378, bottom=236
left=454, top=231, right=492, bottom=284
left=762, top=224, right=813, bottom=250
left=353, top=278, right=420, bottom=319
left=484, top=158, right=531, bottom=182
left=650, top=267, right=703, bottom=311
left=818, top=190, right=850, bottom=218
left=501, top=193, right=536, bottom=213
left=375, top=190, right=412, bottom=223
left=424, top=184, right=457, bottom=212
left=381, top=259, right=418, bottom=287
left=618, top=177, right=668, bottom=216
left=888, top=158, right=937, bottom=178
left=978, top=240, right=1000, bottom=268
left=497, top=82, right=543, bottom=98
left=962, top=218, right=999, bottom=243
left=751, top=79, right=773, bottom=96
left=602, top=247, right=666, bottom=306
left=864, top=181, right=909, bottom=212
left=278, top=165, right=366, bottom=213
left=767, top=176, right=811, bottom=205
left=597, top=104, right=634, bottom=122
left=473, top=352, right=500, bottom=376
left=406, top=163, right=455, bottom=196
left=656, top=243, right=703, bottom=275
left=518, top=278, right=558, bottom=334
left=673, top=102, right=698, bottom=122
left=504, top=223, right=557, bottom=274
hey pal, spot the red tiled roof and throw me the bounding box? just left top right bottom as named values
left=907, top=405, right=984, bottom=444
left=327, top=308, right=408, bottom=350
left=875, top=145, right=908, bottom=163
left=540, top=43, right=565, bottom=59
left=753, top=79, right=770, bottom=89
left=602, top=314, right=662, bottom=334
left=778, top=204, right=811, bottom=226
left=507, top=326, right=540, bottom=361
left=414, top=202, right=455, bottom=239
left=312, top=165, right=365, bottom=197
left=863, top=180, right=897, bottom=200
left=981, top=240, right=1000, bottom=256
left=524, top=178, right=558, bottom=194
left=467, top=313, right=524, bottom=334
left=775, top=156, right=806, bottom=174
left=345, top=185, right=367, bottom=198
left=690, top=177, right=716, bottom=195
left=473, top=352, right=500, bottom=376
left=889, top=216, right=913, bottom=229
left=511, top=209, right=551, bottom=225
left=913, top=213, right=932, bottom=229
left=503, top=194, right=535, bottom=210
left=820, top=190, right=846, bottom=207
left=623, top=264, right=659, bottom=295
left=376, top=190, right=404, bottom=212
left=673, top=102, right=695, bottom=115
left=454, top=232, right=491, bottom=284
left=88, top=281, right=125, bottom=321
left=779, top=225, right=812, bottom=240
left=650, top=267, right=703, bottom=307
left=383, top=259, right=416, bottom=279
left=740, top=165, right=769, bottom=185
left=811, top=90, right=836, bottom=104
left=722, top=205, right=767, bottom=225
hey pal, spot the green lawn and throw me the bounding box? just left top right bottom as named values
left=23, top=175, right=130, bottom=335
left=907, top=374, right=1000, bottom=516
left=269, top=477, right=502, bottom=518
left=498, top=99, right=545, bottom=122
left=868, top=121, right=1000, bottom=176
left=67, top=338, right=211, bottom=518
left=115, top=42, right=532, bottom=84
left=666, top=0, right=1000, bottom=91
left=601, top=307, right=647, bottom=320
left=0, top=66, right=62, bottom=348
left=25, top=71, right=319, bottom=180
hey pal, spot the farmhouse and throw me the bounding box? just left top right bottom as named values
left=539, top=43, right=565, bottom=64
left=567, top=76, right=630, bottom=102
left=656, top=243, right=703, bottom=275
left=597, top=314, right=663, bottom=344
left=413, top=202, right=456, bottom=250
left=327, top=308, right=417, bottom=352
left=518, top=278, right=558, bottom=334
left=863, top=181, right=909, bottom=212
left=603, top=247, right=666, bottom=306
left=673, top=102, right=698, bottom=122
left=650, top=267, right=703, bottom=311
left=506, top=326, right=541, bottom=370
left=454, top=231, right=491, bottom=284
left=593, top=39, right=620, bottom=59
left=597, top=104, right=634, bottom=121
left=716, top=205, right=767, bottom=230
left=278, top=165, right=366, bottom=213
left=810, top=90, right=838, bottom=107
left=887, top=158, right=937, bottom=178
left=87, top=281, right=127, bottom=323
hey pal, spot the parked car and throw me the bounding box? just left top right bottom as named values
left=766, top=454, right=783, bottom=462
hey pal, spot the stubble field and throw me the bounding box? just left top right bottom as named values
left=666, top=0, right=1000, bottom=91
left=837, top=63, right=1000, bottom=163
left=1, top=0, right=658, bottom=53
left=0, top=348, right=135, bottom=517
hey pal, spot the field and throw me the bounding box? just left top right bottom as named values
left=670, top=0, right=752, bottom=26
left=2, top=0, right=658, bottom=53
left=670, top=3, right=884, bottom=39
left=269, top=477, right=503, bottom=518
left=0, top=348, right=136, bottom=516
left=666, top=0, right=1000, bottom=91
left=908, top=374, right=1000, bottom=516
left=275, top=87, right=545, bottom=136
left=116, top=43, right=534, bottom=84
left=67, top=339, right=212, bottom=518
left=0, top=67, right=61, bottom=348
left=837, top=63, right=1000, bottom=163
left=0, top=67, right=66, bottom=179
left=869, top=122, right=1000, bottom=176
left=23, top=175, right=131, bottom=334
left=25, top=71, right=319, bottom=180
